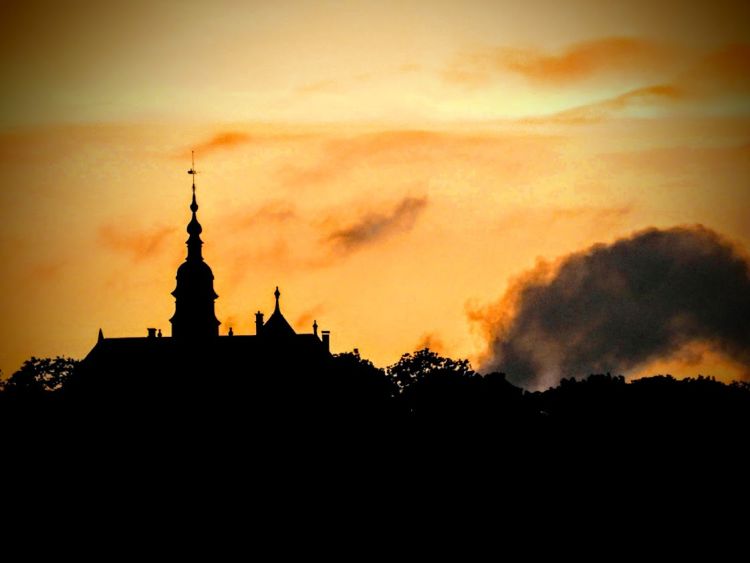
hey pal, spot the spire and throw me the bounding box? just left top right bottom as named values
left=274, top=286, right=281, bottom=313
left=170, top=151, right=220, bottom=339
left=186, top=151, right=203, bottom=262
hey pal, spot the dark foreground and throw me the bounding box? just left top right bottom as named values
left=2, top=350, right=748, bottom=458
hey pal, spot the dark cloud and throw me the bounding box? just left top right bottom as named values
left=325, top=196, right=428, bottom=254
left=474, top=226, right=750, bottom=389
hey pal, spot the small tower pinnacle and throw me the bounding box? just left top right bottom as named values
left=263, top=286, right=296, bottom=337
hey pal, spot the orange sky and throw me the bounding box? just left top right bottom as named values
left=1, top=0, right=749, bottom=381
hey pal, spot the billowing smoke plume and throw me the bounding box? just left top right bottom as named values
left=476, top=226, right=750, bottom=389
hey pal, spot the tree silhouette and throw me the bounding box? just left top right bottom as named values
left=387, top=348, right=474, bottom=392
left=1, top=356, right=79, bottom=396
left=386, top=348, right=481, bottom=422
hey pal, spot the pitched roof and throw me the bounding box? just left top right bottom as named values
left=263, top=286, right=296, bottom=337
left=263, top=310, right=296, bottom=337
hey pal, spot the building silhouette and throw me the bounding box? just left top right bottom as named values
left=79, top=168, right=332, bottom=385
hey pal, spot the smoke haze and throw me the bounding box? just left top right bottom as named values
left=476, top=226, right=750, bottom=389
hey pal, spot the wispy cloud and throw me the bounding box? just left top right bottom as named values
left=98, top=223, right=176, bottom=261
left=180, top=128, right=318, bottom=161
left=192, top=131, right=252, bottom=154
left=522, top=43, right=749, bottom=123
left=278, top=130, right=441, bottom=187
left=450, top=40, right=750, bottom=122
left=223, top=201, right=297, bottom=232
left=278, top=129, right=562, bottom=188
left=325, top=196, right=428, bottom=254
left=445, top=37, right=676, bottom=87
left=532, top=84, right=685, bottom=123
left=294, top=305, right=326, bottom=332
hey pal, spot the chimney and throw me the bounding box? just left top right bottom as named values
left=147, top=328, right=157, bottom=338
left=321, top=330, right=330, bottom=352
left=255, top=311, right=264, bottom=335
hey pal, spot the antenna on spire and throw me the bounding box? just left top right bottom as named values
left=188, top=150, right=198, bottom=191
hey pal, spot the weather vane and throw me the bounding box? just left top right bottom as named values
left=188, top=150, right=198, bottom=192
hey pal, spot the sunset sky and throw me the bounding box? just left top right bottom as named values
left=1, top=0, right=748, bottom=385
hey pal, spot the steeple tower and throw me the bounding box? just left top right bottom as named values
left=169, top=153, right=220, bottom=339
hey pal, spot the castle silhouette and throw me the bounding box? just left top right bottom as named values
left=79, top=165, right=332, bottom=383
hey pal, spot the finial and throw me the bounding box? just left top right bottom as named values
left=188, top=149, right=198, bottom=194
left=98, top=328, right=104, bottom=343
left=313, top=319, right=318, bottom=336
left=188, top=150, right=197, bottom=178
left=274, top=286, right=281, bottom=312
left=185, top=152, right=204, bottom=260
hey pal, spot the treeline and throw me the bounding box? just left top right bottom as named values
left=2, top=349, right=749, bottom=433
